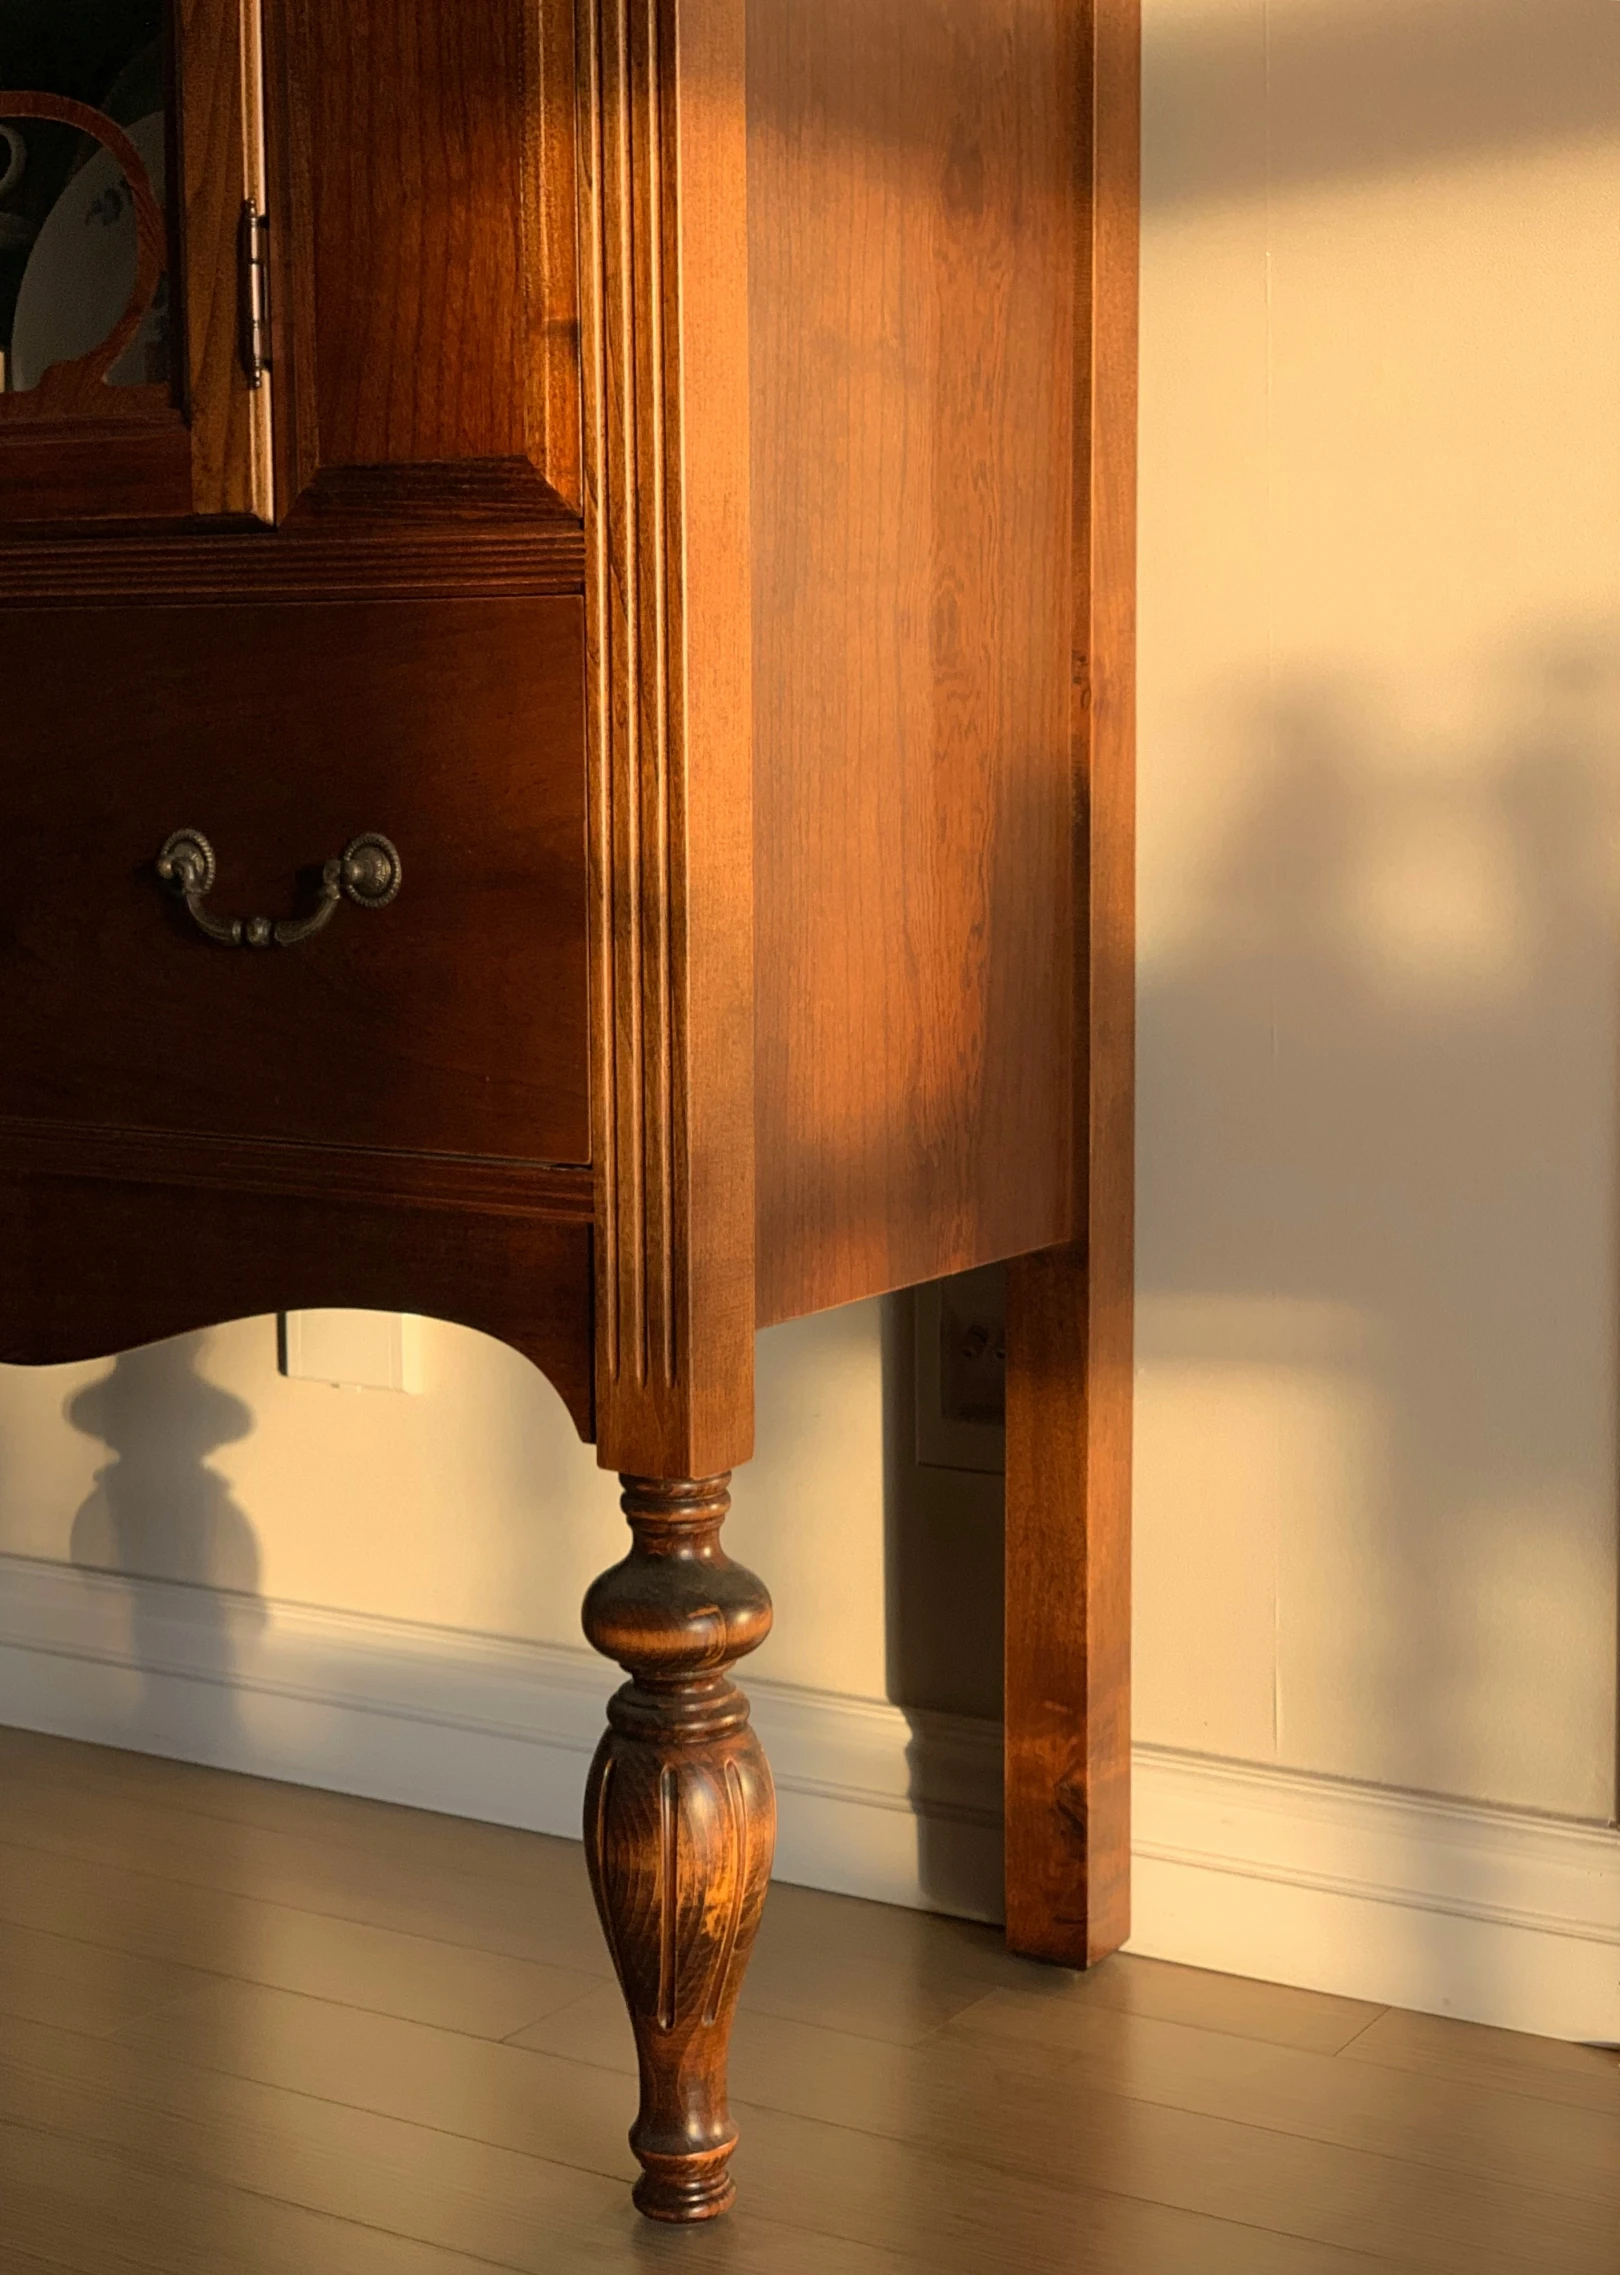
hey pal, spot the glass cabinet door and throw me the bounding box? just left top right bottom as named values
left=0, top=0, right=271, bottom=523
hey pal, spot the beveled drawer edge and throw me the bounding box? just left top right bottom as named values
left=0, top=527, right=587, bottom=608
left=0, top=1116, right=593, bottom=1223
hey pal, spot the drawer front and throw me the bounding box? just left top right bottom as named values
left=0, top=598, right=589, bottom=1165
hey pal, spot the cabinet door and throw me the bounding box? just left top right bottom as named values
left=0, top=0, right=271, bottom=523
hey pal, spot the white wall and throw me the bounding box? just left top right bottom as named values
left=1136, top=0, right=1620, bottom=1820
left=0, top=1302, right=899, bottom=1702
left=0, top=0, right=1617, bottom=2035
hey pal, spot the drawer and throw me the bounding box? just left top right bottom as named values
left=0, top=599, right=589, bottom=1166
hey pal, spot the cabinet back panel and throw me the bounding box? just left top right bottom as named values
left=0, top=598, right=589, bottom=1164
left=302, top=0, right=526, bottom=466
left=267, top=0, right=580, bottom=509
left=749, top=0, right=1078, bottom=1323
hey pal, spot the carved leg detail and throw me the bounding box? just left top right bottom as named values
left=582, top=1474, right=775, bottom=2222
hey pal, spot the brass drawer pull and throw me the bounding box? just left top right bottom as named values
left=156, top=829, right=402, bottom=949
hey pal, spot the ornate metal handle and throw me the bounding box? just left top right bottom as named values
left=156, top=830, right=402, bottom=949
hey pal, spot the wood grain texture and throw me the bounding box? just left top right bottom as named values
left=970, top=1952, right=1383, bottom=2058
left=0, top=1165, right=595, bottom=1437
left=532, top=0, right=585, bottom=517
left=0, top=1746, right=613, bottom=1979
left=0, top=1849, right=600, bottom=2047
left=266, top=0, right=581, bottom=514
left=0, top=422, right=193, bottom=524
left=0, top=1120, right=593, bottom=1223
left=8, top=1735, right=1602, bottom=2275
left=1004, top=1246, right=1130, bottom=1964
left=0, top=525, right=586, bottom=608
left=177, top=0, right=275, bottom=519
left=1339, top=2007, right=1620, bottom=2116
left=579, top=0, right=757, bottom=1478
left=582, top=1474, right=775, bottom=2220
left=0, top=599, right=589, bottom=1167
left=0, top=1915, right=220, bottom=2039
left=525, top=1982, right=1620, bottom=2251
left=937, top=1990, right=1620, bottom=2210
left=1004, top=0, right=1140, bottom=1970
left=0, top=2116, right=550, bottom=2275
left=749, top=0, right=1079, bottom=1324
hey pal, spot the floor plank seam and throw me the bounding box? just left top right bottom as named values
left=0, top=2100, right=618, bottom=2265
left=1326, top=2008, right=1394, bottom=2058
left=0, top=1830, right=616, bottom=1979
left=1, top=1732, right=1610, bottom=2275
left=31, top=1997, right=1476, bottom=2267
left=498, top=1982, right=610, bottom=2045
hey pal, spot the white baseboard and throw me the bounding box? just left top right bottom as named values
left=0, top=1553, right=1613, bottom=2045
left=0, top=1554, right=1006, bottom=1923
left=1128, top=1747, right=1620, bottom=2045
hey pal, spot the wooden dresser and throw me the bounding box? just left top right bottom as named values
left=0, top=0, right=1138, bottom=2221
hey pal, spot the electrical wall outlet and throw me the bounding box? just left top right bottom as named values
left=913, top=1262, right=1006, bottom=1474
left=278, top=1311, right=423, bottom=1393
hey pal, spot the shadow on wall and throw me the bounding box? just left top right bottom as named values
left=1138, top=634, right=1620, bottom=1825
left=882, top=1281, right=1007, bottom=1921
left=1147, top=0, right=1620, bottom=211
left=873, top=633, right=1620, bottom=1924
left=67, top=1333, right=264, bottom=1757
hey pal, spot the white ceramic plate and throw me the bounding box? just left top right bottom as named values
left=10, top=110, right=166, bottom=392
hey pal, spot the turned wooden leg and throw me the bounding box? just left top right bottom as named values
left=581, top=1474, right=775, bottom=2222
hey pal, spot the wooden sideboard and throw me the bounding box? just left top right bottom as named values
left=0, top=0, right=1137, bottom=2222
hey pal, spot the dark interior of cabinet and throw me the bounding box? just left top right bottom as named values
left=0, top=0, right=173, bottom=398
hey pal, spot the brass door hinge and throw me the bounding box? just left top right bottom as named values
left=238, top=202, right=271, bottom=388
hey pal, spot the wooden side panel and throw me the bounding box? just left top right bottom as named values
left=1005, top=0, right=1139, bottom=1969
left=749, top=0, right=1079, bottom=1325
left=267, top=0, right=580, bottom=514
left=579, top=0, right=756, bottom=1478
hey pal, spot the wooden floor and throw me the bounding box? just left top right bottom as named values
left=0, top=1731, right=1613, bottom=2273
